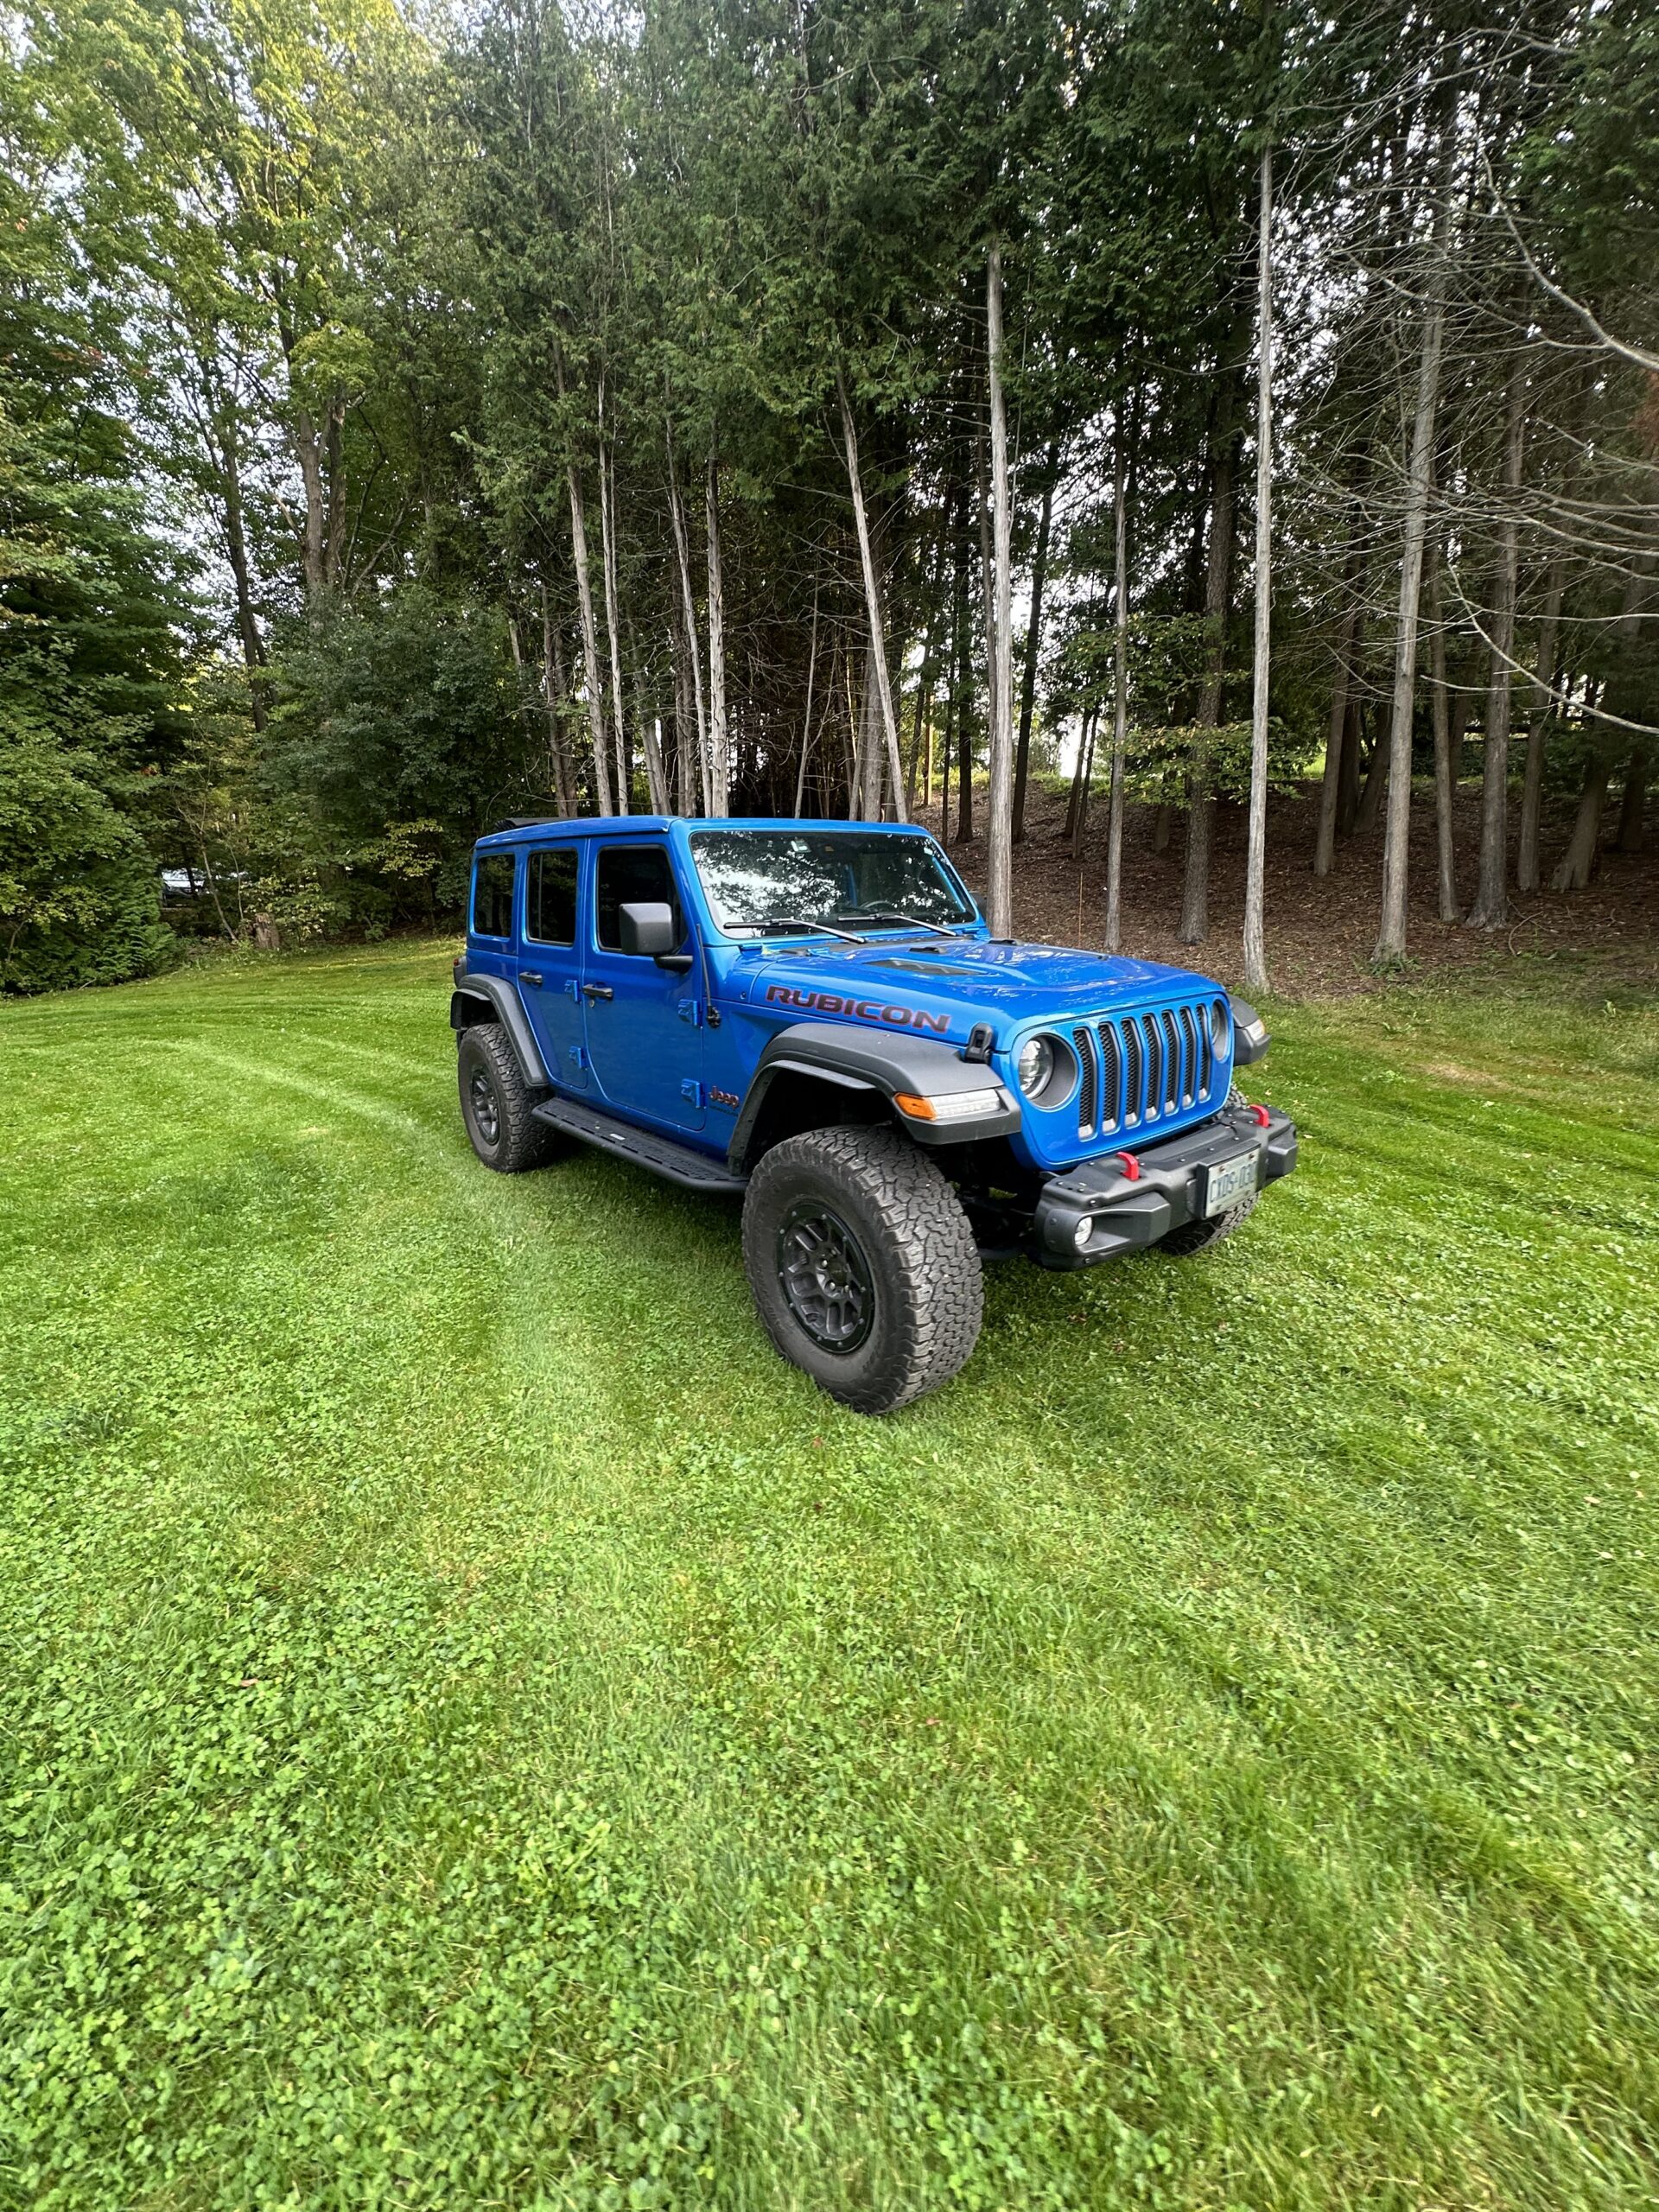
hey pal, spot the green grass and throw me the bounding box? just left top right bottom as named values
left=2, top=941, right=1656, bottom=2212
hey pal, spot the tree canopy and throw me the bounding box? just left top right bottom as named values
left=3, top=0, right=1654, bottom=985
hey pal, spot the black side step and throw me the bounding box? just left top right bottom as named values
left=531, top=1095, right=747, bottom=1192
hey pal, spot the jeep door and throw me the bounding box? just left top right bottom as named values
left=518, top=841, right=588, bottom=1090
left=582, top=840, right=706, bottom=1133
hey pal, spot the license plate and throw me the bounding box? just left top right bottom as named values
left=1204, top=1150, right=1256, bottom=1217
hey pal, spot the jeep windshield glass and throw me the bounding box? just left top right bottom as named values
left=688, top=830, right=976, bottom=936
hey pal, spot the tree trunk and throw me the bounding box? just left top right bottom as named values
left=221, top=457, right=268, bottom=730
left=1427, top=547, right=1459, bottom=921
left=859, top=644, right=886, bottom=821
left=323, top=397, right=346, bottom=588
left=673, top=624, right=696, bottom=816
left=1517, top=557, right=1566, bottom=891
left=939, top=620, right=955, bottom=842
left=1070, top=706, right=1100, bottom=861
left=1063, top=705, right=1094, bottom=847
left=1313, top=540, right=1365, bottom=874
left=906, top=510, right=951, bottom=815
left=836, top=372, right=908, bottom=823
left=793, top=577, right=820, bottom=817
left=975, top=419, right=994, bottom=849
left=629, top=616, right=671, bottom=816
left=1014, top=443, right=1058, bottom=843
left=1355, top=721, right=1389, bottom=835
left=1615, top=749, right=1647, bottom=853
left=1468, top=362, right=1529, bottom=928
left=1373, top=213, right=1447, bottom=963
left=665, top=418, right=709, bottom=814
left=507, top=617, right=541, bottom=801
left=1103, top=414, right=1131, bottom=955
left=705, top=448, right=729, bottom=815
left=1551, top=753, right=1611, bottom=891
left=955, top=504, right=975, bottom=846
left=540, top=582, right=575, bottom=817
left=1243, top=144, right=1274, bottom=995
left=295, top=407, right=327, bottom=601
left=597, top=429, right=631, bottom=814
left=985, top=243, right=1016, bottom=937
left=565, top=461, right=614, bottom=817
left=1179, top=313, right=1245, bottom=944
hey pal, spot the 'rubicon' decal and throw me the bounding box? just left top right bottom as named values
left=765, top=983, right=950, bottom=1034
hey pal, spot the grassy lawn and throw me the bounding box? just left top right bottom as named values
left=2, top=940, right=1656, bottom=2211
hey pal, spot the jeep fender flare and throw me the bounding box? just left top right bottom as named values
left=449, top=969, right=549, bottom=1088
left=728, top=1020, right=1020, bottom=1173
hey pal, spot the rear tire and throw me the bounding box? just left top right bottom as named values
left=457, top=1024, right=557, bottom=1173
left=742, top=1126, right=982, bottom=1414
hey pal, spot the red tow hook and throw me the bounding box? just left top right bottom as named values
left=1114, top=1151, right=1141, bottom=1182
left=1250, top=1103, right=1271, bottom=1128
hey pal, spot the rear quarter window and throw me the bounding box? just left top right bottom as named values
left=472, top=852, right=517, bottom=938
left=526, top=848, right=579, bottom=945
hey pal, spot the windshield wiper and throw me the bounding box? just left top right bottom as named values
left=731, top=914, right=867, bottom=944
left=836, top=908, right=959, bottom=938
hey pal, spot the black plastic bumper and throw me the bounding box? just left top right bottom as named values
left=1032, top=1101, right=1298, bottom=1268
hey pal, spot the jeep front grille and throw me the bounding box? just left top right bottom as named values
left=1075, top=997, right=1226, bottom=1141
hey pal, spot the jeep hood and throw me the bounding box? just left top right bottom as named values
left=733, top=936, right=1222, bottom=1042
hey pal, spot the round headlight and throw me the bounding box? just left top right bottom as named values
left=1209, top=998, right=1231, bottom=1050
left=1016, top=1034, right=1055, bottom=1099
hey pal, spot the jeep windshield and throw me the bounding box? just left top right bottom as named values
left=689, top=830, right=976, bottom=936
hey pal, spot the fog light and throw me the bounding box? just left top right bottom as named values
left=1073, top=1216, right=1095, bottom=1249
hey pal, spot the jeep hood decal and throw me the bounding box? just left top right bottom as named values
left=740, top=937, right=1217, bottom=1039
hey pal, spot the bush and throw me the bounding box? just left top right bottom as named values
left=0, top=726, right=175, bottom=991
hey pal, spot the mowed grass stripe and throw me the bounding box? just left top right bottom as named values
left=0, top=939, right=1656, bottom=2209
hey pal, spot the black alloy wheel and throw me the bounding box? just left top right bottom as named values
left=776, top=1203, right=875, bottom=1353
left=468, top=1063, right=501, bottom=1147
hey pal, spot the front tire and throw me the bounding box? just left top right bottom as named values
left=457, top=1024, right=557, bottom=1173
left=1158, top=1189, right=1258, bottom=1256
left=741, top=1126, right=982, bottom=1414
left=1159, top=1086, right=1257, bottom=1255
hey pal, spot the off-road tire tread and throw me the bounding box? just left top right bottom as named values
left=743, top=1125, right=982, bottom=1414
left=458, top=1023, right=557, bottom=1173
left=1158, top=1189, right=1258, bottom=1256
left=1160, top=1086, right=1257, bottom=1255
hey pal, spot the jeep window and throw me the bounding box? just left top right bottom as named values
left=526, top=847, right=579, bottom=945
left=472, top=852, right=516, bottom=938
left=690, top=830, right=975, bottom=934
left=594, top=844, right=683, bottom=951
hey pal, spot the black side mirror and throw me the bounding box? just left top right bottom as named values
left=619, top=899, right=691, bottom=969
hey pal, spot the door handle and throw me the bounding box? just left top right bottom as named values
left=519, top=969, right=543, bottom=987
left=582, top=982, right=614, bottom=1001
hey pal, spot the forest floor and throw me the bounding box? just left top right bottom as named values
left=3, top=942, right=1656, bottom=2208
left=920, top=773, right=1659, bottom=998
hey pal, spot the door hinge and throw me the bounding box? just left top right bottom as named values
left=568, top=1045, right=588, bottom=1071
left=565, top=978, right=582, bottom=1001
left=677, top=998, right=703, bottom=1027
left=680, top=1078, right=703, bottom=1107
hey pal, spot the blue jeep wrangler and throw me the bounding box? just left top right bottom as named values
left=452, top=817, right=1296, bottom=1413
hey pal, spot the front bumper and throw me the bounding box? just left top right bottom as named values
left=1032, top=1100, right=1297, bottom=1268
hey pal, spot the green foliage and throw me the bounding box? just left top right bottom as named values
left=1, top=942, right=1656, bottom=2205
left=0, top=721, right=174, bottom=988
left=261, top=590, right=540, bottom=906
